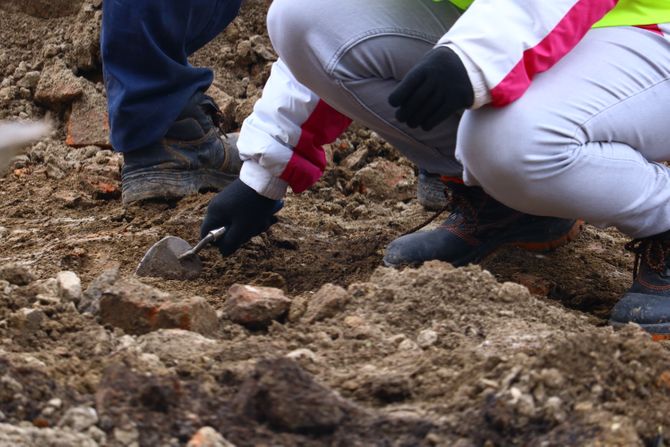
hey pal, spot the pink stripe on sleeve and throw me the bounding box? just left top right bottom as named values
left=491, top=0, right=618, bottom=107
left=280, top=100, right=352, bottom=193
left=636, top=24, right=664, bottom=36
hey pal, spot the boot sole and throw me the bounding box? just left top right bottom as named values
left=462, top=219, right=584, bottom=266
left=122, top=168, right=237, bottom=205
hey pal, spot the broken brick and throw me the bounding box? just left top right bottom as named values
left=98, top=279, right=218, bottom=335
left=66, top=85, right=111, bottom=148
left=224, top=284, right=291, bottom=328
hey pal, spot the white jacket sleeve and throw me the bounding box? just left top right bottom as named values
left=236, top=59, right=352, bottom=200
left=437, top=0, right=619, bottom=108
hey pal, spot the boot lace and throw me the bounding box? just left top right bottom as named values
left=625, top=236, right=670, bottom=278
left=400, top=179, right=479, bottom=237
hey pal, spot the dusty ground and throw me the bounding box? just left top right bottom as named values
left=0, top=1, right=668, bottom=446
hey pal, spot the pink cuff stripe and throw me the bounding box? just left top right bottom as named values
left=280, top=100, right=352, bottom=193
left=491, top=0, right=618, bottom=107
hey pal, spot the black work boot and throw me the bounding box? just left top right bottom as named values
left=383, top=179, right=583, bottom=267
left=121, top=91, right=242, bottom=205
left=610, top=230, right=670, bottom=337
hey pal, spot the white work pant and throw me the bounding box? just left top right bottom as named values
left=268, top=0, right=670, bottom=238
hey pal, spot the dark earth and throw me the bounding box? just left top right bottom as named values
left=0, top=1, right=668, bottom=446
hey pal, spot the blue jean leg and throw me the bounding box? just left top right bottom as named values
left=102, top=0, right=242, bottom=153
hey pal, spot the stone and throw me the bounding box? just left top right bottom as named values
left=417, top=329, right=438, bottom=348
left=56, top=271, right=82, bottom=303
left=511, top=273, right=553, bottom=296
left=0, top=423, right=98, bottom=447
left=136, top=329, right=218, bottom=363
left=303, top=283, right=350, bottom=323
left=340, top=147, right=368, bottom=170
left=79, top=267, right=119, bottom=314
left=206, top=84, right=237, bottom=131
left=0, top=263, right=35, bottom=286
left=66, top=84, right=111, bottom=148
left=10, top=308, right=44, bottom=334
left=496, top=282, right=531, bottom=303
left=34, top=60, right=83, bottom=105
left=98, top=279, right=219, bottom=335
left=58, top=406, right=98, bottom=432
left=234, top=358, right=359, bottom=434
left=225, top=284, right=292, bottom=328
left=187, top=427, right=236, bottom=447
left=350, top=159, right=416, bottom=201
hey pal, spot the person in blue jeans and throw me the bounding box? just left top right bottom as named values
left=101, top=0, right=243, bottom=205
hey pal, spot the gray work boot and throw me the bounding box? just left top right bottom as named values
left=121, top=91, right=241, bottom=205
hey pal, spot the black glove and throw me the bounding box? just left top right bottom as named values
left=389, top=46, right=474, bottom=131
left=201, top=179, right=283, bottom=256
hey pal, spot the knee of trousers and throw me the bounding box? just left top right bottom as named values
left=457, top=107, right=581, bottom=215
left=267, top=0, right=325, bottom=65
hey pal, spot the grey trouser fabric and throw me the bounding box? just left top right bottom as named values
left=268, top=0, right=670, bottom=238
left=268, top=0, right=464, bottom=176
left=458, top=27, right=670, bottom=238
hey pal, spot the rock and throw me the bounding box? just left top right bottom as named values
left=303, top=283, right=350, bottom=323
left=0, top=423, right=98, bottom=447
left=398, top=339, right=420, bottom=351
left=225, top=284, right=292, bottom=328
left=187, top=427, right=236, bottom=447
left=17, top=71, right=41, bottom=90
left=56, top=271, right=82, bottom=303
left=350, top=159, right=415, bottom=201
left=417, top=329, right=438, bottom=348
left=58, top=406, right=98, bottom=432
left=9, top=308, right=44, bottom=334
left=496, top=282, right=531, bottom=303
left=0, top=263, right=35, bottom=286
left=66, top=84, right=111, bottom=148
left=35, top=60, right=83, bottom=105
left=207, top=84, right=237, bottom=131
left=511, top=273, right=553, bottom=296
left=79, top=267, right=119, bottom=314
left=340, top=147, right=368, bottom=170
left=285, top=348, right=319, bottom=363
left=136, top=329, right=218, bottom=362
left=98, top=279, right=219, bottom=335
left=234, top=358, right=359, bottom=434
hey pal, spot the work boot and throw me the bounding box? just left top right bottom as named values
left=383, top=178, right=582, bottom=267
left=610, top=230, right=670, bottom=337
left=417, top=169, right=449, bottom=211
left=121, top=91, right=241, bottom=205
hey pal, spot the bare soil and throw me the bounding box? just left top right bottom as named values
left=0, top=1, right=667, bottom=446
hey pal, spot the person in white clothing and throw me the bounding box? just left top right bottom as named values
left=201, top=0, right=670, bottom=335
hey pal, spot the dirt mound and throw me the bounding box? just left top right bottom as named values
left=0, top=0, right=664, bottom=446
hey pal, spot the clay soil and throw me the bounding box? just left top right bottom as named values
left=0, top=1, right=669, bottom=446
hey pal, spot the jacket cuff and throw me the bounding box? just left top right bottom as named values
left=436, top=42, right=492, bottom=109
left=240, top=161, right=289, bottom=200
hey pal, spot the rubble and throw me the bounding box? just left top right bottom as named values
left=224, top=284, right=292, bottom=328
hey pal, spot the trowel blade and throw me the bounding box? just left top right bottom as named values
left=136, top=236, right=203, bottom=280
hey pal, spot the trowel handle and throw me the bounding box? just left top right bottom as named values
left=178, top=226, right=227, bottom=260
left=207, top=226, right=228, bottom=242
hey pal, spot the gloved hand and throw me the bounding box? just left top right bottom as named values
left=201, top=178, right=283, bottom=256
left=389, top=46, right=474, bottom=131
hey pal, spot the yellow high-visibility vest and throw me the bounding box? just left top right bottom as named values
left=442, top=0, right=670, bottom=28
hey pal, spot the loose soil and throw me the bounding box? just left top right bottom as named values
left=0, top=1, right=667, bottom=446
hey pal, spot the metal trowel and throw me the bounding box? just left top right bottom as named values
left=135, top=227, right=227, bottom=280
